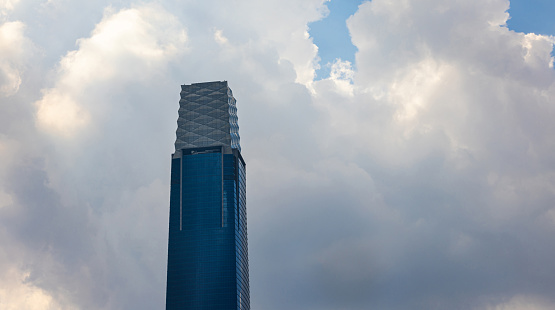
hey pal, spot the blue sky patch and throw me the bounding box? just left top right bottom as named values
left=507, top=0, right=555, bottom=36
left=309, top=0, right=364, bottom=80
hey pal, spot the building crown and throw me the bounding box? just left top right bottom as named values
left=174, top=81, right=241, bottom=157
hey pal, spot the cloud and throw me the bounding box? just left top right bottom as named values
left=301, top=0, right=555, bottom=308
left=0, top=19, right=32, bottom=97
left=485, top=295, right=555, bottom=310
left=170, top=0, right=326, bottom=86
left=0, top=0, right=19, bottom=16
left=0, top=267, right=62, bottom=310
left=35, top=4, right=187, bottom=137
left=2, top=3, right=188, bottom=309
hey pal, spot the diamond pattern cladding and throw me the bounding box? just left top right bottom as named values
left=175, top=81, right=241, bottom=155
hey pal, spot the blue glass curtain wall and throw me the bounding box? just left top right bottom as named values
left=166, top=146, right=249, bottom=310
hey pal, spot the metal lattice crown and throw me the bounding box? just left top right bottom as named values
left=174, top=81, right=240, bottom=157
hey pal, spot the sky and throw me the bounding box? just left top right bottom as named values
left=1, top=0, right=555, bottom=309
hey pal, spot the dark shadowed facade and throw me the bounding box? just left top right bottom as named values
left=166, top=81, right=249, bottom=310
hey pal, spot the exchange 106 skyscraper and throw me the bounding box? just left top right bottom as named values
left=166, top=81, right=250, bottom=310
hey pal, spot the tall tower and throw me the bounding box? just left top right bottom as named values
left=166, top=81, right=250, bottom=310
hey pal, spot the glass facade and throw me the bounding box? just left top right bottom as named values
left=166, top=82, right=249, bottom=310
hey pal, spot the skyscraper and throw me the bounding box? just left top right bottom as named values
left=166, top=81, right=249, bottom=310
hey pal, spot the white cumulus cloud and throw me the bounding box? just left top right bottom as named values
left=0, top=20, right=31, bottom=96
left=35, top=4, right=187, bottom=137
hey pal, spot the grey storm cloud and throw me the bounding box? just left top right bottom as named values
left=1, top=0, right=555, bottom=309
